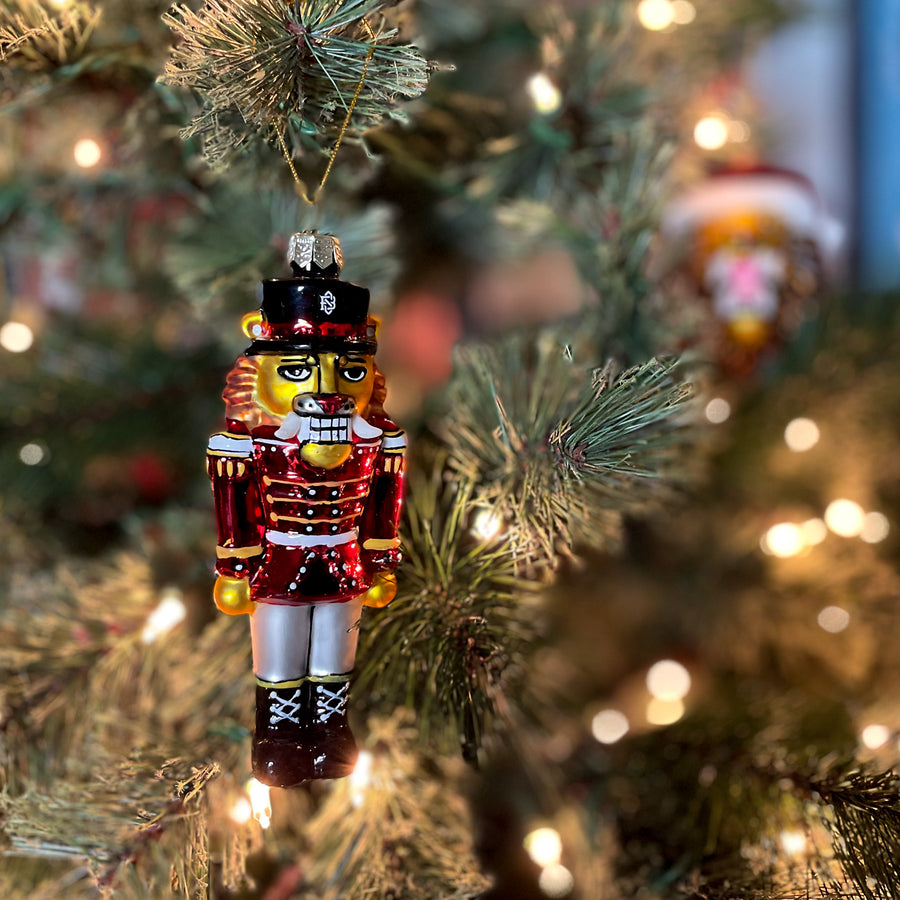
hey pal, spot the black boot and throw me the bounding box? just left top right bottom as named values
left=251, top=680, right=358, bottom=786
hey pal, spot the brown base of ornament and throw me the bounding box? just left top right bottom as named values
left=251, top=683, right=359, bottom=786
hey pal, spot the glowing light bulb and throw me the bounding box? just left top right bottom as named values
left=229, top=796, right=253, bottom=825
left=817, top=606, right=850, bottom=633
left=646, top=697, right=685, bottom=726
left=524, top=827, right=562, bottom=867
left=19, top=443, right=46, bottom=466
left=694, top=115, right=730, bottom=151
left=763, top=523, right=804, bottom=558
left=704, top=397, right=731, bottom=424
left=527, top=73, right=562, bottom=114
left=591, top=709, right=629, bottom=744
left=860, top=511, right=889, bottom=544
left=670, top=0, right=696, bottom=25
left=248, top=778, right=272, bottom=828
left=141, top=588, right=187, bottom=644
left=824, top=499, right=866, bottom=537
left=780, top=829, right=807, bottom=857
left=727, top=120, right=751, bottom=142
left=539, top=863, right=575, bottom=897
left=73, top=138, right=102, bottom=168
left=472, top=509, right=503, bottom=542
left=800, top=518, right=827, bottom=546
left=0, top=321, right=34, bottom=352
left=784, top=417, right=820, bottom=452
left=646, top=659, right=691, bottom=701
left=861, top=724, right=890, bottom=750
left=637, top=0, right=676, bottom=31
left=350, top=750, right=374, bottom=807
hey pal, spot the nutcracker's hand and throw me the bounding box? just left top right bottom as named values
left=362, top=571, right=397, bottom=609
left=214, top=575, right=254, bottom=616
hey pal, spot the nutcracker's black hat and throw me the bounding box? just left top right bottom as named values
left=245, top=233, right=377, bottom=356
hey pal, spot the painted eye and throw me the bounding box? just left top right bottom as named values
left=340, top=366, right=367, bottom=383
left=277, top=365, right=313, bottom=382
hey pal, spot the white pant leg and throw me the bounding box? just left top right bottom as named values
left=308, top=597, right=364, bottom=678
left=250, top=602, right=313, bottom=683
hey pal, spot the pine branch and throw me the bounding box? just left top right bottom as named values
left=442, top=334, right=696, bottom=574
left=0, top=0, right=100, bottom=71
left=357, top=464, right=538, bottom=761
left=161, top=0, right=431, bottom=167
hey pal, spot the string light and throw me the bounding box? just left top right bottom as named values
left=824, top=499, right=866, bottom=538
left=646, top=659, right=691, bottom=701
left=141, top=587, right=187, bottom=644
left=646, top=697, right=685, bottom=725
left=591, top=708, right=629, bottom=744
left=762, top=522, right=804, bottom=558
left=784, top=417, right=820, bottom=452
left=229, top=796, right=253, bottom=825
left=349, top=750, right=374, bottom=807
left=73, top=138, right=103, bottom=168
left=861, top=724, right=890, bottom=750
left=780, top=829, right=808, bottom=857
left=247, top=778, right=272, bottom=828
left=637, top=0, right=676, bottom=31
left=817, top=606, right=850, bottom=633
left=704, top=397, right=731, bottom=424
left=860, top=511, right=890, bottom=544
left=0, top=321, right=34, bottom=352
left=472, top=509, right=504, bottom=542
left=527, top=73, right=562, bottom=114
left=693, top=114, right=730, bottom=151
left=670, top=0, right=696, bottom=25
left=524, top=827, right=562, bottom=868
left=799, top=518, right=827, bottom=546
left=19, top=443, right=46, bottom=466
left=538, top=863, right=574, bottom=897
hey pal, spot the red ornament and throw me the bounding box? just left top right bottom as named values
left=207, top=233, right=405, bottom=785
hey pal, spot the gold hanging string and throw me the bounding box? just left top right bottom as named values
left=281, top=18, right=378, bottom=206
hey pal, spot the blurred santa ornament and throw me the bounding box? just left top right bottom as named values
left=663, top=167, right=843, bottom=375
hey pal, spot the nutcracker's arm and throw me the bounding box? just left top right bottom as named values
left=359, top=424, right=406, bottom=577
left=207, top=430, right=264, bottom=582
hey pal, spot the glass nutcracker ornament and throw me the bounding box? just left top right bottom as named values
left=662, top=167, right=842, bottom=375
left=207, top=232, right=405, bottom=786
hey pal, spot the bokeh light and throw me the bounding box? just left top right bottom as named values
left=472, top=509, right=504, bottom=542
left=861, top=724, right=890, bottom=750
left=824, top=499, right=866, bottom=537
left=0, top=321, right=34, bottom=352
left=646, top=697, right=685, bottom=726
left=762, top=522, right=804, bottom=558
left=817, top=606, right=850, bottom=633
left=860, top=511, right=890, bottom=544
left=693, top=115, right=730, bottom=151
left=591, top=708, right=629, bottom=744
left=524, top=827, right=562, bottom=867
left=141, top=588, right=187, bottom=644
left=73, top=137, right=103, bottom=168
left=527, top=73, right=563, bottom=114
left=799, top=518, right=827, bottom=546
left=637, top=0, right=675, bottom=31
left=704, top=397, right=731, bottom=424
left=248, top=778, right=272, bottom=828
left=350, top=750, right=374, bottom=807
left=784, top=417, right=820, bottom=452
left=229, top=796, right=253, bottom=825
left=670, top=0, right=696, bottom=25
left=19, top=443, right=46, bottom=466
left=780, top=829, right=808, bottom=857
left=646, top=659, right=691, bottom=701
left=538, top=863, right=575, bottom=897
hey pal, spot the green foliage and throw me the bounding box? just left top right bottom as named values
left=161, top=0, right=431, bottom=167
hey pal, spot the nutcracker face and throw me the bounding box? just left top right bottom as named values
left=255, top=350, right=377, bottom=469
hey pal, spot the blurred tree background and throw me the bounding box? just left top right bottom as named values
left=1, top=0, right=899, bottom=898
